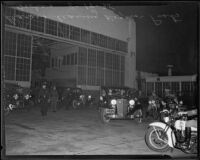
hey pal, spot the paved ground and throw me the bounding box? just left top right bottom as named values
left=3, top=105, right=197, bottom=158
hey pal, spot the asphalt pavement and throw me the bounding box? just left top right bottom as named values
left=3, top=105, right=197, bottom=158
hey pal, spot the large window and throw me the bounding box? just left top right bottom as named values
left=147, top=82, right=154, bottom=96
left=171, top=82, right=179, bottom=94
left=155, top=82, right=162, bottom=97
left=70, top=26, right=80, bottom=41
left=96, top=68, right=104, bottom=86
left=4, top=31, right=16, bottom=56
left=4, top=56, right=15, bottom=80
left=16, top=58, right=30, bottom=81
left=87, top=67, right=96, bottom=85
left=88, top=49, right=96, bottom=67
left=17, top=34, right=31, bottom=58
left=107, top=37, right=116, bottom=50
left=5, top=7, right=15, bottom=26
left=78, top=47, right=87, bottom=65
left=58, top=22, right=69, bottom=39
left=45, top=18, right=57, bottom=36
left=105, top=53, right=113, bottom=69
left=31, top=15, right=44, bottom=33
left=15, top=9, right=30, bottom=29
left=78, top=66, right=86, bottom=85
left=97, top=50, right=104, bottom=68
left=81, top=29, right=90, bottom=43
left=105, top=69, right=112, bottom=86
left=4, top=31, right=31, bottom=82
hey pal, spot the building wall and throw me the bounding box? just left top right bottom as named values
left=15, top=6, right=129, bottom=41
left=5, top=6, right=136, bottom=89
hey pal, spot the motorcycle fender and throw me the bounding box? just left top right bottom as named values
left=149, top=122, right=176, bottom=148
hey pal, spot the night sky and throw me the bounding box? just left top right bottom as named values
left=112, top=3, right=198, bottom=76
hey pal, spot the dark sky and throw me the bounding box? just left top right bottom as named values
left=112, top=3, right=198, bottom=76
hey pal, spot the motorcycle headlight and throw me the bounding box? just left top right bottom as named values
left=80, top=95, right=83, bottom=98
left=100, top=96, right=103, bottom=101
left=24, top=94, right=30, bottom=99
left=163, top=116, right=170, bottom=123
left=129, top=100, right=135, bottom=105
left=13, top=94, right=19, bottom=100
left=111, top=99, right=117, bottom=105
left=88, top=95, right=91, bottom=99
left=148, top=100, right=152, bottom=104
left=179, top=101, right=183, bottom=105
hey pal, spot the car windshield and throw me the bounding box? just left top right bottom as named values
left=102, top=88, right=127, bottom=96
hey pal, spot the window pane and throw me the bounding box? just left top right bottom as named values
left=16, top=57, right=30, bottom=81
left=81, top=29, right=90, bottom=43
left=88, top=49, right=96, bottom=67
left=87, top=67, right=96, bottom=85
left=5, top=7, right=15, bottom=26
left=31, top=14, right=44, bottom=33
left=4, top=31, right=16, bottom=56
left=107, top=37, right=115, bottom=50
left=96, top=68, right=104, bottom=86
left=4, top=56, right=15, bottom=80
left=17, top=34, right=31, bottom=58
left=78, top=47, right=87, bottom=65
left=58, top=22, right=69, bottom=39
left=97, top=50, right=104, bottom=68
left=105, top=53, right=112, bottom=69
left=45, top=18, right=57, bottom=36
left=15, top=9, right=30, bottom=29
left=91, top=32, right=98, bottom=45
left=120, top=56, right=125, bottom=71
left=70, top=26, right=80, bottom=41
left=78, top=66, right=86, bottom=85
left=105, top=69, right=112, bottom=86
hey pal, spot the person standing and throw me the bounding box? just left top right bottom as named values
left=50, top=85, right=59, bottom=112
left=38, top=82, right=50, bottom=119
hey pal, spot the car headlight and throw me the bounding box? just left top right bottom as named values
left=111, top=99, right=117, bottom=105
left=88, top=95, right=91, bottom=99
left=100, top=96, right=103, bottom=101
left=129, top=100, right=135, bottom=105
left=13, top=94, right=19, bottom=100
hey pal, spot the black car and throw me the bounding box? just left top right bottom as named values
left=59, top=87, right=86, bottom=109
left=98, top=86, right=143, bottom=123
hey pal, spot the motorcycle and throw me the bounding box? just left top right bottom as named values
left=147, top=98, right=161, bottom=120
left=145, top=107, right=197, bottom=154
left=85, top=94, right=95, bottom=107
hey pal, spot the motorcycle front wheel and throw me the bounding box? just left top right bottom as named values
left=145, top=126, right=170, bottom=152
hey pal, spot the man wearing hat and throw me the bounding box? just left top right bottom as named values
left=38, top=82, right=50, bottom=119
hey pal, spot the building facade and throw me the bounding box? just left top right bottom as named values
left=3, top=6, right=136, bottom=90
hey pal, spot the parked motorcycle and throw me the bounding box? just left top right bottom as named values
left=147, top=98, right=161, bottom=120
left=85, top=94, right=95, bottom=107
left=145, top=108, right=197, bottom=154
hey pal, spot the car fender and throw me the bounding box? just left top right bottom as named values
left=149, top=122, right=176, bottom=148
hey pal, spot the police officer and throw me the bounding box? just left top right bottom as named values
left=38, top=82, right=50, bottom=119
left=50, top=85, right=59, bottom=112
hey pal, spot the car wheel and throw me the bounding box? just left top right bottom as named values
left=100, top=108, right=110, bottom=123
